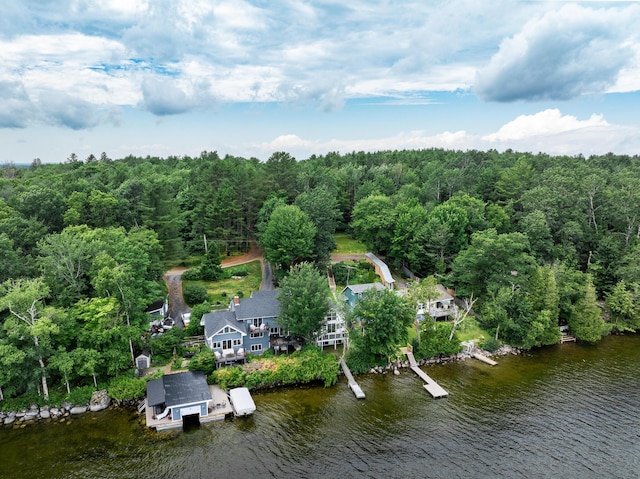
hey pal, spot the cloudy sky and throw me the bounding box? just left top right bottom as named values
left=1, top=1, right=639, bottom=163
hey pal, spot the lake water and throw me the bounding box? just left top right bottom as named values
left=2, top=335, right=640, bottom=479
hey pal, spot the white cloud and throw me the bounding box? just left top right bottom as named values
left=247, top=110, right=640, bottom=160
left=475, top=4, right=640, bottom=101
left=483, top=109, right=609, bottom=142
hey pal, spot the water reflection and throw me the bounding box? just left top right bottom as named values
left=2, top=335, right=640, bottom=479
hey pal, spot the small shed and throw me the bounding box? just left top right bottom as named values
left=135, top=352, right=151, bottom=370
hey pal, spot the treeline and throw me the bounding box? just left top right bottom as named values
left=1, top=148, right=640, bottom=401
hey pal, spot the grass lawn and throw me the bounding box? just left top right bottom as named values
left=455, top=317, right=490, bottom=343
left=183, top=260, right=262, bottom=308
left=333, top=233, right=368, bottom=254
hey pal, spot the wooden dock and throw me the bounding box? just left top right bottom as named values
left=473, top=352, right=498, bottom=366
left=560, top=335, right=577, bottom=343
left=339, top=358, right=365, bottom=399
left=402, top=349, right=448, bottom=399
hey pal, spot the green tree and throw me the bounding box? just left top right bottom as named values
left=350, top=195, right=395, bottom=255
left=606, top=280, right=638, bottom=332
left=449, top=229, right=536, bottom=298
left=200, top=242, right=226, bottom=281
left=259, top=205, right=316, bottom=270
left=295, top=186, right=342, bottom=265
left=350, top=288, right=414, bottom=362
left=49, top=347, right=74, bottom=395
left=0, top=278, right=59, bottom=401
left=569, top=275, right=606, bottom=342
left=183, top=284, right=209, bottom=306
left=277, top=262, right=331, bottom=342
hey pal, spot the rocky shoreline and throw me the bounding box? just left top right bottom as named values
left=0, top=390, right=112, bottom=428
left=2, top=346, right=521, bottom=428
left=365, top=344, right=521, bottom=375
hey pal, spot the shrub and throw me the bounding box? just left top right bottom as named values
left=183, top=284, right=209, bottom=305
left=480, top=336, right=501, bottom=352
left=182, top=267, right=202, bottom=281
left=66, top=385, right=95, bottom=406
left=107, top=376, right=147, bottom=401
left=150, top=328, right=187, bottom=363
left=188, top=349, right=217, bottom=376
left=228, top=265, right=249, bottom=277
left=413, top=321, right=463, bottom=360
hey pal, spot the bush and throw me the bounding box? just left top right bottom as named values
left=107, top=376, right=147, bottom=401
left=188, top=349, right=217, bottom=376
left=183, top=284, right=209, bottom=305
left=413, top=321, right=463, bottom=360
left=66, top=385, right=95, bottom=406
left=228, top=265, right=249, bottom=277
left=150, top=328, right=187, bottom=363
left=480, top=336, right=501, bottom=352
left=182, top=267, right=202, bottom=281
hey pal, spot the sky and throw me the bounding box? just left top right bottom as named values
left=1, top=0, right=639, bottom=164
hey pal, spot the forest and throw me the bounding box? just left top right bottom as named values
left=1, top=148, right=640, bottom=403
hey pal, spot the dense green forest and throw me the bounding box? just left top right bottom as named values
left=1, top=148, right=640, bottom=402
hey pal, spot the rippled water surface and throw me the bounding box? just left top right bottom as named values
left=2, top=335, right=640, bottom=479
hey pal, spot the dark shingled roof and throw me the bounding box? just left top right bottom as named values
left=146, top=377, right=166, bottom=407
left=146, top=371, right=211, bottom=408
left=234, top=290, right=280, bottom=320
left=203, top=310, right=246, bottom=338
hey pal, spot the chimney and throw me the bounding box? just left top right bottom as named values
left=234, top=295, right=240, bottom=306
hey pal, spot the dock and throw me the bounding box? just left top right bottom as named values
left=473, top=352, right=498, bottom=366
left=402, top=348, right=448, bottom=399
left=339, top=358, right=365, bottom=399
left=560, top=335, right=577, bottom=343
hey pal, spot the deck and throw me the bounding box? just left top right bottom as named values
left=145, top=385, right=232, bottom=431
left=339, top=358, right=365, bottom=399
left=402, top=348, right=448, bottom=399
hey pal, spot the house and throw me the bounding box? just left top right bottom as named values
left=202, top=290, right=281, bottom=363
left=416, top=284, right=457, bottom=321
left=146, top=298, right=168, bottom=317
left=146, top=371, right=212, bottom=425
left=341, top=283, right=386, bottom=309
left=364, top=253, right=395, bottom=290
left=315, top=308, right=347, bottom=348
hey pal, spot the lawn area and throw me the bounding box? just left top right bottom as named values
left=183, top=260, right=262, bottom=308
left=455, top=317, right=490, bottom=343
left=333, top=233, right=368, bottom=254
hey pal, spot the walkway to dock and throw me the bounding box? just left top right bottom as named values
left=339, top=358, right=365, bottom=399
left=401, top=348, right=448, bottom=399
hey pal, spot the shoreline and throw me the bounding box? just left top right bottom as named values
left=0, top=345, right=522, bottom=428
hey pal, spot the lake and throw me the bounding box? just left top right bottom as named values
left=2, top=334, right=639, bottom=479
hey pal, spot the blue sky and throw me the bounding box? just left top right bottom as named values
left=1, top=1, right=639, bottom=164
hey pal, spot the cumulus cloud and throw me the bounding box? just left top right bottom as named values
left=141, top=78, right=214, bottom=116
left=39, top=91, right=100, bottom=130
left=483, top=109, right=608, bottom=142
left=475, top=4, right=639, bottom=101
left=247, top=110, right=640, bottom=160
left=0, top=81, right=35, bottom=128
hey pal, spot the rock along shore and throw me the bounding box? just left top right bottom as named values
left=0, top=389, right=113, bottom=429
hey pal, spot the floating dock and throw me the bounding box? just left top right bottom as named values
left=473, top=352, right=498, bottom=366
left=339, top=358, right=365, bottom=399
left=403, top=349, right=448, bottom=399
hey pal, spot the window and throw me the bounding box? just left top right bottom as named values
left=222, top=339, right=233, bottom=350
left=250, top=332, right=263, bottom=339
left=270, top=326, right=280, bottom=336
left=222, top=326, right=233, bottom=334
left=212, top=341, right=222, bottom=349
left=327, top=322, right=337, bottom=333
left=251, top=344, right=262, bottom=352
left=233, top=339, right=242, bottom=346
left=251, top=318, right=262, bottom=328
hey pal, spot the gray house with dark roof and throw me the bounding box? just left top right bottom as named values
left=203, top=290, right=281, bottom=360
left=146, top=371, right=212, bottom=423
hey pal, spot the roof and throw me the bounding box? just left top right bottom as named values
left=435, top=284, right=454, bottom=301
left=365, top=253, right=395, bottom=285
left=145, top=299, right=166, bottom=313
left=165, top=371, right=212, bottom=407
left=234, top=290, right=280, bottom=320
left=342, top=283, right=386, bottom=295
left=203, top=310, right=246, bottom=338
left=146, top=377, right=166, bottom=407
left=229, top=387, right=256, bottom=416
